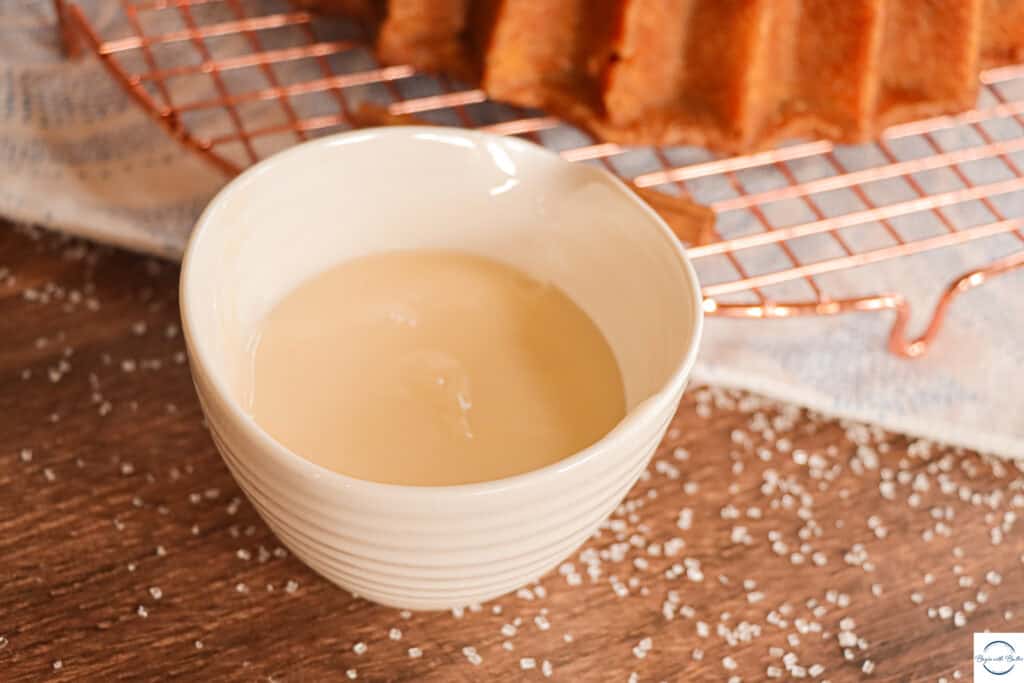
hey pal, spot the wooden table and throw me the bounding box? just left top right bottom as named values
left=1, top=224, right=1021, bottom=682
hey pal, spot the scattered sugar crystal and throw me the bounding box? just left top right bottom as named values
left=407, top=647, right=422, bottom=658
left=677, top=509, right=693, bottom=530
left=352, top=642, right=367, bottom=655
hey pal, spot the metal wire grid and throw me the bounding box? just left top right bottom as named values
left=60, top=0, right=1024, bottom=357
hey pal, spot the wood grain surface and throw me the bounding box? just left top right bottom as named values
left=1, top=223, right=1022, bottom=682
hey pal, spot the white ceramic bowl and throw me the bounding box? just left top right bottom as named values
left=180, top=127, right=703, bottom=610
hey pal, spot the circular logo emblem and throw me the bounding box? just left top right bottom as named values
left=982, top=640, right=1017, bottom=676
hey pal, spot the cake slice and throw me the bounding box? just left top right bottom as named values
left=376, top=0, right=478, bottom=80
left=480, top=0, right=619, bottom=109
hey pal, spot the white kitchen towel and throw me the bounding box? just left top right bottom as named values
left=6, top=0, right=1024, bottom=457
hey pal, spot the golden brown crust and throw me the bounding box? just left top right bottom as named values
left=876, top=0, right=983, bottom=128
left=781, top=0, right=884, bottom=141
left=481, top=0, right=620, bottom=110
left=302, top=0, right=1024, bottom=153
left=982, top=0, right=1024, bottom=66
left=603, top=0, right=693, bottom=127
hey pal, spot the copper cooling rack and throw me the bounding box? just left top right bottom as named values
left=58, top=0, right=1024, bottom=358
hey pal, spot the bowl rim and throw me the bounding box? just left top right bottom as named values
left=179, top=125, right=704, bottom=500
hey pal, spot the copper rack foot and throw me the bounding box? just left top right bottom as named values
left=705, top=249, right=1024, bottom=358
